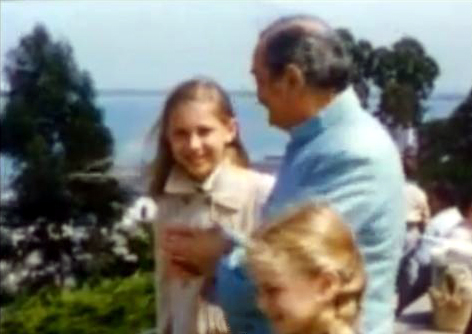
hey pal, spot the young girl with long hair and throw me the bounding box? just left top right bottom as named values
left=148, top=78, right=274, bottom=334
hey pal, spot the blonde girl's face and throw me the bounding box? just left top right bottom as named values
left=253, top=263, right=332, bottom=334
left=167, top=101, right=236, bottom=181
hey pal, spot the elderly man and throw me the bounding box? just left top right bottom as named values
left=163, top=15, right=405, bottom=334
left=397, top=182, right=465, bottom=316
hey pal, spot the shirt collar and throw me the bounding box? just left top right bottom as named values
left=164, top=161, right=243, bottom=211
left=288, top=86, right=361, bottom=142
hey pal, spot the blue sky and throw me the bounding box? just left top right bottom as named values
left=1, top=0, right=472, bottom=94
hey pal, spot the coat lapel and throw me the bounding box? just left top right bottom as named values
left=164, top=163, right=245, bottom=212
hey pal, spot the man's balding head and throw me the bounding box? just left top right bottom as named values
left=260, top=15, right=332, bottom=40
left=257, top=15, right=352, bottom=93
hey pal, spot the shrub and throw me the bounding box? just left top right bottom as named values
left=0, top=271, right=156, bottom=334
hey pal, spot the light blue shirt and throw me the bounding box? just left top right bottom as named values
left=215, top=87, right=406, bottom=334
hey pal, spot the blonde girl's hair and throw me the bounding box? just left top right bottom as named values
left=247, top=203, right=366, bottom=334
left=147, top=78, right=250, bottom=198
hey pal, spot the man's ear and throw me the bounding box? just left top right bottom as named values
left=284, top=64, right=305, bottom=91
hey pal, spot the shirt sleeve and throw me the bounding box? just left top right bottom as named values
left=210, top=173, right=274, bottom=316
left=214, top=245, right=260, bottom=312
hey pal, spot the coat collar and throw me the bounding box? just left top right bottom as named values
left=164, top=161, right=245, bottom=211
left=288, top=86, right=361, bottom=142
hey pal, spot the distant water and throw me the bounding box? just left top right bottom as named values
left=98, top=92, right=464, bottom=167
left=100, top=93, right=287, bottom=167
left=0, top=92, right=466, bottom=188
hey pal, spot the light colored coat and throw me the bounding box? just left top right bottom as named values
left=154, top=162, right=274, bottom=334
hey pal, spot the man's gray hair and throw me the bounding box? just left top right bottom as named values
left=261, top=15, right=352, bottom=92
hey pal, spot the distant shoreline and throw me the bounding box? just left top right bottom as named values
left=0, top=89, right=257, bottom=97
left=0, top=90, right=466, bottom=100
left=97, top=89, right=258, bottom=97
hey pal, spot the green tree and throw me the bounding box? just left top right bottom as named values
left=336, top=28, right=375, bottom=109
left=0, top=25, right=131, bottom=294
left=371, top=37, right=439, bottom=128
left=1, top=25, right=112, bottom=169
left=338, top=30, right=439, bottom=130
left=419, top=88, right=472, bottom=193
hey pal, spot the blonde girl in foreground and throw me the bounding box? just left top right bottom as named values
left=148, top=78, right=274, bottom=334
left=248, top=203, right=366, bottom=334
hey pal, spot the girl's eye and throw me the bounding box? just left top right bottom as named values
left=262, top=284, right=282, bottom=296
left=197, top=127, right=212, bottom=136
left=173, top=129, right=187, bottom=138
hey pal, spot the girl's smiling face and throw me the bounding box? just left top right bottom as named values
left=253, top=261, right=337, bottom=334
left=167, top=100, right=236, bottom=181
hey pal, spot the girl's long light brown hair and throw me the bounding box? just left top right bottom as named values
left=147, top=78, right=250, bottom=198
left=248, top=203, right=366, bottom=334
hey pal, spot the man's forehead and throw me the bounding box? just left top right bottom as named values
left=251, top=42, right=265, bottom=70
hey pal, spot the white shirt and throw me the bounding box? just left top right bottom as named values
left=447, top=220, right=472, bottom=242
left=415, top=207, right=463, bottom=265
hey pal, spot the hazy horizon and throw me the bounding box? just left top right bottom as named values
left=2, top=1, right=472, bottom=95
left=0, top=88, right=468, bottom=97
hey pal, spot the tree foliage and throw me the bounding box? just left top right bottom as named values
left=0, top=24, right=132, bottom=295
left=336, top=28, right=375, bottom=109
left=338, top=29, right=440, bottom=129
left=1, top=24, right=112, bottom=171
left=371, top=38, right=439, bottom=127
left=419, top=88, right=472, bottom=193
left=0, top=271, right=155, bottom=334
